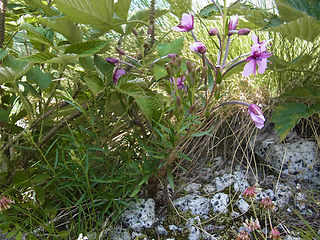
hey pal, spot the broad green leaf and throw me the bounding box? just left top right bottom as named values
left=83, top=74, right=104, bottom=94
left=94, top=55, right=114, bottom=79
left=0, top=49, right=8, bottom=60
left=275, top=0, right=307, bottom=22
left=156, top=36, right=184, bottom=57
left=79, top=57, right=95, bottom=71
left=3, top=55, right=28, bottom=73
left=0, top=67, right=15, bottom=84
left=26, top=66, right=52, bottom=90
left=276, top=0, right=320, bottom=21
left=0, top=108, right=10, bottom=123
left=125, top=9, right=168, bottom=34
left=271, top=102, right=320, bottom=141
left=38, top=17, right=82, bottom=43
left=0, top=154, right=9, bottom=173
left=116, top=82, right=146, bottom=97
left=23, top=0, right=58, bottom=16
left=64, top=40, right=108, bottom=56
left=153, top=64, right=167, bottom=80
left=21, top=52, right=58, bottom=63
left=280, top=86, right=320, bottom=99
left=135, top=93, right=164, bottom=122
left=198, top=3, right=223, bottom=19
left=20, top=23, right=55, bottom=49
left=267, top=15, right=320, bottom=42
left=55, top=0, right=114, bottom=32
left=115, top=0, right=131, bottom=20
left=167, top=0, right=191, bottom=18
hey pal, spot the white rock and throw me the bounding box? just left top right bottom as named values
left=282, top=236, right=301, bottom=240
left=121, top=199, right=155, bottom=232
left=236, top=199, right=250, bottom=213
left=110, top=226, right=131, bottom=240
left=199, top=168, right=214, bottom=182
left=168, top=225, right=179, bottom=231
left=184, top=183, right=202, bottom=194
left=155, top=225, right=168, bottom=236
left=202, top=184, right=216, bottom=194
left=274, top=183, right=292, bottom=209
left=294, top=192, right=306, bottom=211
left=210, top=193, right=229, bottom=214
left=233, top=179, right=250, bottom=193
left=212, top=174, right=234, bottom=192
left=174, top=194, right=210, bottom=217
left=255, top=189, right=275, bottom=201
left=186, top=217, right=201, bottom=240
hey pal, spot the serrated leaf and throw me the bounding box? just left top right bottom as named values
left=276, top=0, right=320, bottom=21
left=267, top=15, right=320, bottom=42
left=281, top=86, right=320, bottom=99
left=64, top=40, right=108, bottom=56
left=135, top=93, right=164, bottom=122
left=153, top=64, right=167, bottom=80
left=167, top=0, right=191, bottom=18
left=275, top=0, right=307, bottom=22
left=157, top=36, right=184, bottom=57
left=115, top=0, right=131, bottom=20
left=21, top=52, right=58, bottom=63
left=116, top=82, right=146, bottom=97
left=83, top=74, right=104, bottom=94
left=55, top=0, right=114, bottom=32
left=26, top=66, right=52, bottom=90
left=94, top=55, right=114, bottom=79
left=271, top=102, right=320, bottom=141
left=38, top=17, right=82, bottom=43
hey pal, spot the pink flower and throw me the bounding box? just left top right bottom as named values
left=0, top=196, right=12, bottom=212
left=242, top=185, right=258, bottom=199
left=170, top=74, right=187, bottom=92
left=190, top=42, right=206, bottom=54
left=260, top=197, right=275, bottom=210
left=172, top=13, right=194, bottom=32
left=244, top=217, right=261, bottom=231
left=113, top=68, right=125, bottom=84
left=106, top=57, right=119, bottom=64
left=228, top=15, right=238, bottom=34
left=243, top=33, right=272, bottom=77
left=270, top=227, right=281, bottom=239
left=248, top=104, right=265, bottom=129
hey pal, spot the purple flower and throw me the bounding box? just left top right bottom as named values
left=243, top=33, right=272, bottom=77
left=172, top=13, right=194, bottom=32
left=170, top=74, right=187, bottom=92
left=190, top=42, right=206, bottom=54
left=106, top=57, right=119, bottom=64
left=248, top=104, right=265, bottom=129
left=113, top=68, right=125, bottom=85
left=228, top=15, right=238, bottom=35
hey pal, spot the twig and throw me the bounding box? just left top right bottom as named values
left=0, top=0, right=8, bottom=49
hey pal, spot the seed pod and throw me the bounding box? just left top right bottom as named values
left=132, top=28, right=139, bottom=37
left=188, top=104, right=195, bottom=114
left=176, top=96, right=182, bottom=107
left=186, top=60, right=193, bottom=72
left=166, top=65, right=173, bottom=75
left=201, top=65, right=208, bottom=79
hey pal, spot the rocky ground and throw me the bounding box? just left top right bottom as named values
left=1, top=131, right=319, bottom=240
left=109, top=131, right=320, bottom=240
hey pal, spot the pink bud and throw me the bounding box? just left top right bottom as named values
left=208, top=28, right=219, bottom=36
left=238, top=28, right=251, bottom=35
left=106, top=57, right=119, bottom=64
left=190, top=42, right=206, bottom=55
left=248, top=104, right=265, bottom=129
left=115, top=47, right=125, bottom=55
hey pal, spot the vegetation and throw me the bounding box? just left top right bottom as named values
left=0, top=0, right=319, bottom=239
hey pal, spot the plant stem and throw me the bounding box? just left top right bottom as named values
left=0, top=0, right=8, bottom=49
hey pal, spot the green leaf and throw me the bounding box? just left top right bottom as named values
left=153, top=64, right=167, bottom=81
left=191, top=126, right=214, bottom=137
left=55, top=0, right=114, bottom=32
left=166, top=0, right=191, bottom=18
left=83, top=74, right=104, bottom=94
left=115, top=0, right=131, bottom=20
left=26, top=66, right=52, bottom=90
left=21, top=52, right=58, bottom=63
left=94, top=55, right=114, bottom=79
left=23, top=0, right=58, bottom=16
left=271, top=102, right=320, bottom=141
left=267, top=15, right=320, bottom=42
left=116, top=82, right=146, bottom=97
left=275, top=0, right=307, bottom=22
left=0, top=49, right=8, bottom=60
left=38, top=17, right=82, bottom=43
left=157, top=36, right=184, bottom=57
left=280, top=86, right=320, bottom=99
left=0, top=67, right=15, bottom=84
left=0, top=108, right=10, bottom=123
left=135, top=93, right=164, bottom=122
left=64, top=40, right=108, bottom=56
left=216, top=67, right=222, bottom=84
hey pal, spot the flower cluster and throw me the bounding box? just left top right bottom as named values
left=0, top=196, right=12, bottom=212
left=172, top=13, right=270, bottom=129
left=242, top=185, right=258, bottom=199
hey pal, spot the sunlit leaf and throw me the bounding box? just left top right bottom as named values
left=157, top=36, right=184, bottom=57
left=64, top=40, right=108, bottom=56
left=26, top=66, right=52, bottom=90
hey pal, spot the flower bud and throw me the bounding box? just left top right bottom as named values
left=140, top=29, right=145, bottom=35
left=115, top=47, right=125, bottom=55
left=106, top=57, right=119, bottom=64
left=166, top=65, right=173, bottom=76
left=208, top=28, right=219, bottom=36
left=188, top=104, right=195, bottom=114
left=147, top=25, right=153, bottom=35
left=132, top=28, right=139, bottom=37
left=238, top=28, right=251, bottom=35
left=177, top=57, right=182, bottom=67
left=144, top=42, right=149, bottom=50
left=186, top=60, right=193, bottom=72
left=201, top=65, right=208, bottom=79
left=168, top=54, right=177, bottom=59
left=176, top=96, right=182, bottom=107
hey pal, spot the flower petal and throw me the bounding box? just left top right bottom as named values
left=243, top=60, right=255, bottom=77
left=257, top=59, right=267, bottom=74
